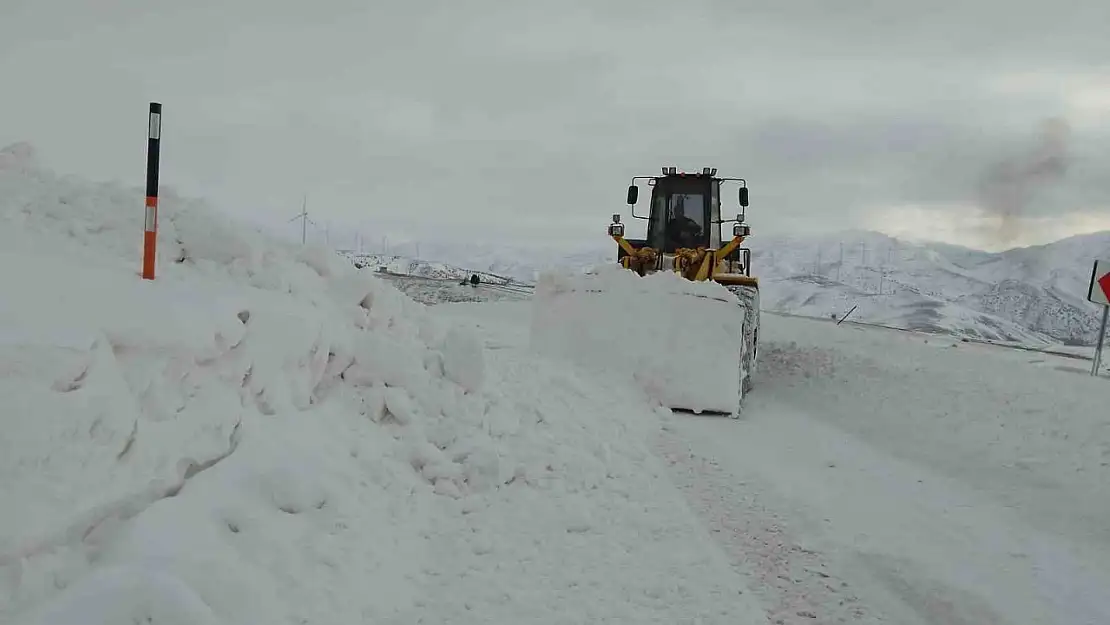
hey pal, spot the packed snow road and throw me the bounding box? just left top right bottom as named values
left=435, top=300, right=1110, bottom=625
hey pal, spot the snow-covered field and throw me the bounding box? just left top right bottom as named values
left=374, top=273, right=533, bottom=306
left=336, top=251, right=525, bottom=288
left=4, top=143, right=1110, bottom=624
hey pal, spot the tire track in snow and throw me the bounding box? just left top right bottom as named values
left=655, top=427, right=880, bottom=625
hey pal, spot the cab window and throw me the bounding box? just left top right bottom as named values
left=664, top=193, right=705, bottom=251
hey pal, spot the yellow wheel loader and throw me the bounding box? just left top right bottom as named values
left=530, top=166, right=759, bottom=418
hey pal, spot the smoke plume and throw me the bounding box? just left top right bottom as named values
left=976, top=117, right=1071, bottom=246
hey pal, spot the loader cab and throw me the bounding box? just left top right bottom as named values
left=620, top=167, right=750, bottom=260
left=641, top=174, right=721, bottom=253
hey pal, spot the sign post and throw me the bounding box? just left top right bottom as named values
left=1093, top=306, right=1109, bottom=377
left=142, top=102, right=162, bottom=280
left=1086, top=260, right=1110, bottom=376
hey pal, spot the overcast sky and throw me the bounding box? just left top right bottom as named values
left=2, top=0, right=1109, bottom=252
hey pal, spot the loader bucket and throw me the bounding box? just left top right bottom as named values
left=529, top=264, right=748, bottom=415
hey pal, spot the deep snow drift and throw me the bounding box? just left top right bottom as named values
left=0, top=146, right=768, bottom=624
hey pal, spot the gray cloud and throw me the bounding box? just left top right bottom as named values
left=2, top=0, right=1109, bottom=251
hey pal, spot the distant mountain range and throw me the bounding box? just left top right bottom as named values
left=747, top=229, right=1110, bottom=346
left=340, top=230, right=1110, bottom=347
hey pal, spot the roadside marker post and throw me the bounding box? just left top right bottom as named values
left=1086, top=260, right=1110, bottom=376
left=142, top=102, right=161, bottom=280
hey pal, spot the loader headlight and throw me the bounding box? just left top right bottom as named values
left=609, top=222, right=625, bottom=237
left=734, top=224, right=750, bottom=237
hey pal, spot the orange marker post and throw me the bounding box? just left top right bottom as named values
left=142, top=102, right=162, bottom=280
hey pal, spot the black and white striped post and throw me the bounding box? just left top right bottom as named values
left=142, top=102, right=162, bottom=280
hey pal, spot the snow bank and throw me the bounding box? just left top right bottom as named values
left=0, top=146, right=767, bottom=623
left=530, top=264, right=746, bottom=414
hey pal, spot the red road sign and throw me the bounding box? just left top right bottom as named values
left=1088, top=260, right=1110, bottom=306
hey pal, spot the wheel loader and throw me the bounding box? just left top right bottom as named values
left=530, top=165, right=759, bottom=418
left=608, top=166, right=760, bottom=413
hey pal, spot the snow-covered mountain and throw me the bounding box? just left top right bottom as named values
left=362, top=228, right=1110, bottom=346
left=747, top=229, right=1110, bottom=346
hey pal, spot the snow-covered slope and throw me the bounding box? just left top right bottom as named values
left=959, top=231, right=1110, bottom=344
left=0, top=144, right=769, bottom=624
left=749, top=229, right=1110, bottom=345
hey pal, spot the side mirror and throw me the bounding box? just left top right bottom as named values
left=626, top=185, right=638, bottom=205
left=738, top=187, right=748, bottom=207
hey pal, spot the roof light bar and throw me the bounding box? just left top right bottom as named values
left=661, top=166, right=720, bottom=176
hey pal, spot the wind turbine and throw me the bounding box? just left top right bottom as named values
left=287, top=194, right=313, bottom=244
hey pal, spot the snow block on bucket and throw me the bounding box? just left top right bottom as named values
left=530, top=264, right=746, bottom=414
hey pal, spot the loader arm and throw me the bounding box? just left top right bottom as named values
left=714, top=235, right=746, bottom=265
left=610, top=233, right=658, bottom=274
left=612, top=234, right=640, bottom=257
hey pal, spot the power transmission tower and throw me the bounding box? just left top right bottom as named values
left=837, top=242, right=844, bottom=281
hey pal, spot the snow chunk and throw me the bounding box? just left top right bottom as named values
left=530, top=264, right=746, bottom=414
